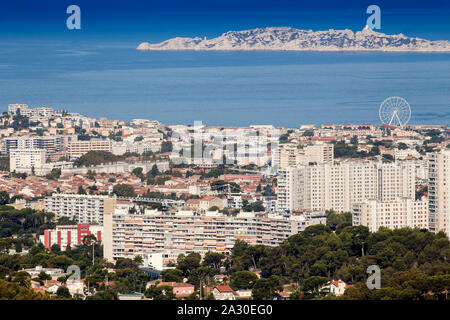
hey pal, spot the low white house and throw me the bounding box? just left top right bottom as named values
left=236, top=289, right=252, bottom=299
left=66, top=280, right=85, bottom=295
left=320, top=280, right=350, bottom=296
left=212, top=286, right=237, bottom=300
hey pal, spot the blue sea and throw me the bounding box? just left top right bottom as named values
left=0, top=40, right=449, bottom=128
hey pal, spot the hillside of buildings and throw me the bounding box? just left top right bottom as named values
left=0, top=205, right=449, bottom=300
left=0, top=103, right=450, bottom=300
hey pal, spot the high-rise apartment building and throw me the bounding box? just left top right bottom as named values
left=9, top=148, right=46, bottom=173
left=8, top=103, right=29, bottom=115
left=45, top=194, right=116, bottom=224
left=353, top=197, right=429, bottom=232
left=428, top=150, right=450, bottom=235
left=277, top=161, right=416, bottom=213
left=279, top=143, right=334, bottom=169
left=1, top=135, right=64, bottom=155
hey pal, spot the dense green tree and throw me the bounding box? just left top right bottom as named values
left=202, top=252, right=225, bottom=270
left=187, top=267, right=216, bottom=288
left=0, top=280, right=50, bottom=300
left=74, top=151, right=118, bottom=167
left=45, top=168, right=61, bottom=180
left=242, top=200, right=265, bottom=212
left=145, top=285, right=176, bottom=300
left=86, top=288, right=118, bottom=300
left=161, top=269, right=184, bottom=283
left=0, top=191, right=10, bottom=205
left=112, top=184, right=136, bottom=197
left=56, top=286, right=72, bottom=298
left=38, top=271, right=52, bottom=282
left=161, top=141, right=173, bottom=153
left=133, top=255, right=143, bottom=265
left=50, top=244, right=61, bottom=252
left=231, top=271, right=258, bottom=289
left=382, top=154, right=394, bottom=162
left=252, top=275, right=282, bottom=300
left=132, top=167, right=144, bottom=178
left=397, top=142, right=408, bottom=150
left=56, top=216, right=78, bottom=225
left=77, top=186, right=87, bottom=195
left=177, top=253, right=201, bottom=277
left=302, top=276, right=328, bottom=293
left=326, top=211, right=352, bottom=231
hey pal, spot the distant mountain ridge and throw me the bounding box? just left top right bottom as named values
left=137, top=26, right=450, bottom=52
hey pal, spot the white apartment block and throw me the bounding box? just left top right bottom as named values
left=45, top=194, right=116, bottom=224
left=353, top=197, right=429, bottom=232
left=303, top=143, right=334, bottom=163
left=8, top=104, right=56, bottom=119
left=279, top=143, right=334, bottom=169
left=1, top=135, right=64, bottom=155
left=8, top=103, right=30, bottom=115
left=277, top=167, right=302, bottom=213
left=10, top=148, right=46, bottom=173
left=279, top=145, right=299, bottom=168
left=103, top=210, right=326, bottom=264
left=428, top=150, right=450, bottom=236
left=67, top=139, right=112, bottom=158
left=111, top=141, right=161, bottom=155
left=277, top=161, right=416, bottom=213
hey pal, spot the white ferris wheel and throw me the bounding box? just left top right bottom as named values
left=379, top=96, right=411, bottom=128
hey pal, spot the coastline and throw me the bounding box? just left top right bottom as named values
left=137, top=46, right=450, bottom=53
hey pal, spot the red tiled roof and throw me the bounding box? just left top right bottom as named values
left=215, top=285, right=234, bottom=293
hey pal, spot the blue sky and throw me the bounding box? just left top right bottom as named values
left=0, top=0, right=449, bottom=43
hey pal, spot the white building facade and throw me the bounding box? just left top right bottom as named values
left=45, top=194, right=116, bottom=224
left=277, top=161, right=416, bottom=213
left=428, top=150, right=450, bottom=236
left=103, top=210, right=326, bottom=265
left=352, top=197, right=429, bottom=232
left=10, top=148, right=46, bottom=173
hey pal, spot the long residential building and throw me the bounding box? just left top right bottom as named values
left=1, top=135, right=65, bottom=155
left=277, top=160, right=416, bottom=213
left=103, top=210, right=327, bottom=264
left=428, top=150, right=450, bottom=236
left=45, top=194, right=116, bottom=224
left=67, top=139, right=112, bottom=158
left=352, top=197, right=429, bottom=232
left=10, top=148, right=46, bottom=173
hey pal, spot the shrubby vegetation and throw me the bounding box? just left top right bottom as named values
left=0, top=204, right=449, bottom=300
left=73, top=151, right=118, bottom=167
left=112, top=184, right=136, bottom=197
left=229, top=224, right=450, bottom=300
left=333, top=140, right=379, bottom=158
left=0, top=279, right=51, bottom=300
left=0, top=206, right=55, bottom=239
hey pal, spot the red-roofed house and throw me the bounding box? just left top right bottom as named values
left=212, top=285, right=237, bottom=300
left=157, top=282, right=195, bottom=299
left=214, top=274, right=228, bottom=283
